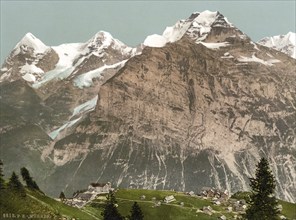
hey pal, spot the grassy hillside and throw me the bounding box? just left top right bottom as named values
left=1, top=187, right=295, bottom=220
left=0, top=188, right=97, bottom=219
left=84, top=189, right=296, bottom=220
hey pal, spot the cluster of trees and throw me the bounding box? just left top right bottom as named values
left=0, top=160, right=42, bottom=196
left=102, top=190, right=144, bottom=220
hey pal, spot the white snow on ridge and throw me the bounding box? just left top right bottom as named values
left=74, top=59, right=127, bottom=88
left=30, top=31, right=135, bottom=88
left=87, top=31, right=114, bottom=49
left=52, top=43, right=84, bottom=67
left=238, top=54, right=281, bottom=66
left=144, top=10, right=233, bottom=48
left=258, top=32, right=296, bottom=59
left=32, top=43, right=86, bottom=88
left=194, top=10, right=218, bottom=26
left=163, top=19, right=192, bottom=43
left=144, top=34, right=167, bottom=47
left=12, top=32, right=49, bottom=56
left=72, top=95, right=98, bottom=117
left=87, top=31, right=134, bottom=57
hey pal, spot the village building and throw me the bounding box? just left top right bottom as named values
left=201, top=206, right=213, bottom=215
left=65, top=182, right=112, bottom=208
left=187, top=191, right=195, bottom=196
left=156, top=201, right=162, bottom=206
left=200, top=187, right=229, bottom=200
left=164, top=195, right=176, bottom=203
left=88, top=182, right=112, bottom=193
left=218, top=215, right=227, bottom=220
left=226, top=206, right=233, bottom=212
left=76, top=192, right=95, bottom=201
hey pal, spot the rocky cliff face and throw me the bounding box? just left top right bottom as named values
left=47, top=12, right=296, bottom=202
left=1, top=11, right=295, bottom=202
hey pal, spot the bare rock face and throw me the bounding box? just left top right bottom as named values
left=49, top=31, right=296, bottom=202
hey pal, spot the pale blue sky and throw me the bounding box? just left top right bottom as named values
left=1, top=1, right=295, bottom=64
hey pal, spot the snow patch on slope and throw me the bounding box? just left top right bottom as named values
left=238, top=54, right=281, bottom=66
left=72, top=95, right=98, bottom=117
left=73, top=60, right=128, bottom=88
left=199, top=42, right=229, bottom=49
left=53, top=43, right=84, bottom=67
left=20, top=63, right=44, bottom=74
left=49, top=116, right=82, bottom=140
left=32, top=43, right=86, bottom=88
left=19, top=63, right=45, bottom=82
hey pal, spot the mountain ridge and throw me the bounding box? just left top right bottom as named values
left=1, top=10, right=295, bottom=203
left=258, top=32, right=296, bottom=59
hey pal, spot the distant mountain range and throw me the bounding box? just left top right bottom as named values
left=1, top=10, right=295, bottom=203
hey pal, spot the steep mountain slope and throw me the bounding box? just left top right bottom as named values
left=44, top=11, right=296, bottom=202
left=0, top=31, right=139, bottom=192
left=0, top=31, right=138, bottom=135
left=258, top=32, right=296, bottom=59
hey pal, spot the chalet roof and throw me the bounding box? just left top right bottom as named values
left=164, top=195, right=175, bottom=201
left=76, top=193, right=93, bottom=200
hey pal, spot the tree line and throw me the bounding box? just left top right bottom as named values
left=1, top=157, right=281, bottom=220
left=0, top=160, right=42, bottom=197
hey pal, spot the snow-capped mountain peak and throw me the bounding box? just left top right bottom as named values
left=12, top=32, right=49, bottom=56
left=83, top=30, right=136, bottom=58
left=86, top=31, right=115, bottom=49
left=144, top=10, right=235, bottom=48
left=258, top=32, right=296, bottom=59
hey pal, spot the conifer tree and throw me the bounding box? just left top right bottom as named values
left=8, top=172, right=25, bottom=196
left=20, top=167, right=40, bottom=191
left=0, top=160, right=5, bottom=189
left=59, top=191, right=66, bottom=201
left=245, top=157, right=280, bottom=220
left=101, top=190, right=123, bottom=220
left=129, top=202, right=144, bottom=220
